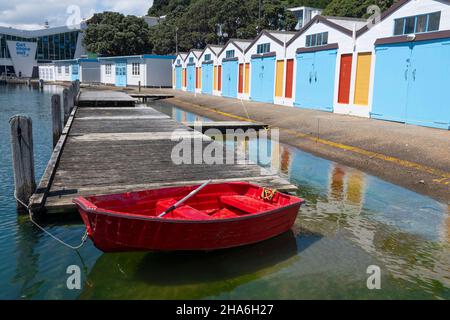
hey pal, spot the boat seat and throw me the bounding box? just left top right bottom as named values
left=210, top=208, right=239, bottom=219
left=220, top=195, right=277, bottom=214
left=156, top=199, right=212, bottom=220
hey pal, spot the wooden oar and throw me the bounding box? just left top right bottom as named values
left=158, top=180, right=212, bottom=218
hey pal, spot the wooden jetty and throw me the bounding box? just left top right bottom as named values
left=130, top=93, right=174, bottom=102
left=78, top=90, right=137, bottom=107
left=26, top=89, right=295, bottom=215
left=184, top=121, right=268, bottom=133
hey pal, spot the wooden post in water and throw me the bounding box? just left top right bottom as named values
left=10, top=115, right=36, bottom=211
left=63, top=88, right=70, bottom=124
left=51, top=94, right=62, bottom=147
left=138, top=81, right=141, bottom=92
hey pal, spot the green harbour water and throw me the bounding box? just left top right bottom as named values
left=0, top=85, right=449, bottom=299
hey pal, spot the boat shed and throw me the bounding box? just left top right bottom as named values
left=184, top=49, right=203, bottom=93
left=53, top=58, right=100, bottom=83
left=99, top=54, right=175, bottom=88
left=197, top=45, right=223, bottom=95
left=217, top=39, right=252, bottom=99
left=172, top=52, right=188, bottom=90
left=356, top=0, right=450, bottom=129
left=244, top=30, right=296, bottom=104
left=286, top=15, right=366, bottom=113
left=38, top=63, right=56, bottom=82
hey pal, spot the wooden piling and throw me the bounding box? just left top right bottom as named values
left=63, top=88, right=70, bottom=124
left=10, top=115, right=36, bottom=211
left=51, top=94, right=62, bottom=147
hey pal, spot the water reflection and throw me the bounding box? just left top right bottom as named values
left=151, top=101, right=449, bottom=298
left=79, top=230, right=320, bottom=299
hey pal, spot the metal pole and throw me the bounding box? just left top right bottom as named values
left=175, top=27, right=179, bottom=55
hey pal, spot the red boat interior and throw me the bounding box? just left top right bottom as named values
left=80, top=182, right=302, bottom=221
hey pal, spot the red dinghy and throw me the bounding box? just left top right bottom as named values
left=73, top=182, right=304, bottom=252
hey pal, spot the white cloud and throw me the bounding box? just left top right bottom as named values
left=0, top=0, right=154, bottom=30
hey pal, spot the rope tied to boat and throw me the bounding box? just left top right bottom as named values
left=261, top=188, right=277, bottom=201
left=14, top=192, right=88, bottom=250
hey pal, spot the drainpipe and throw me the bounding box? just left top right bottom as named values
left=352, top=23, right=356, bottom=52
left=241, top=46, right=246, bottom=99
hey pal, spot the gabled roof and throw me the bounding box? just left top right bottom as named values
left=286, top=15, right=355, bottom=47
left=198, top=44, right=224, bottom=60
left=244, top=30, right=297, bottom=53
left=175, top=52, right=188, bottom=61
left=355, top=0, right=434, bottom=37
left=217, top=38, right=252, bottom=57
left=184, top=49, right=203, bottom=62
left=324, top=16, right=367, bottom=31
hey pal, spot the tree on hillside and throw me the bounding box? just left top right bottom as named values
left=322, top=0, right=395, bottom=18
left=148, top=0, right=297, bottom=54
left=83, top=12, right=153, bottom=56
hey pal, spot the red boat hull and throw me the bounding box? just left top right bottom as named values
left=73, top=182, right=303, bottom=252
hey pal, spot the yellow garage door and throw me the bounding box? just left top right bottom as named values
left=275, top=60, right=284, bottom=97
left=244, top=63, right=250, bottom=94
left=214, top=66, right=218, bottom=91
left=353, top=53, right=372, bottom=105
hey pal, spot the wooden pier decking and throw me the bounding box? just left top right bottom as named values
left=78, top=90, right=137, bottom=107
left=30, top=90, right=296, bottom=214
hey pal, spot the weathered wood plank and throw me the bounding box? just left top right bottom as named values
left=36, top=90, right=295, bottom=215
left=9, top=115, right=36, bottom=210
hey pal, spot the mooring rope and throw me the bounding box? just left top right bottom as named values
left=14, top=192, right=88, bottom=250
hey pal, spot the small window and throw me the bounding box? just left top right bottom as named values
left=305, top=32, right=328, bottom=47
left=393, top=18, right=405, bottom=35
left=105, top=64, right=111, bottom=75
left=132, top=63, right=140, bottom=76
left=415, top=14, right=427, bottom=33
left=57, top=66, right=62, bottom=74
left=322, top=32, right=328, bottom=45
left=176, top=59, right=180, bottom=64
left=427, top=11, right=441, bottom=32
left=189, top=57, right=194, bottom=63
left=65, top=66, right=69, bottom=75
left=225, top=50, right=235, bottom=58
left=404, top=16, right=415, bottom=34
left=393, top=11, right=441, bottom=35
left=204, top=53, right=211, bottom=61
left=256, top=43, right=270, bottom=54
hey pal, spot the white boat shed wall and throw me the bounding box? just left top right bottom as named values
left=198, top=45, right=223, bottom=96
left=172, top=53, right=187, bottom=90
left=184, top=50, right=202, bottom=93
left=245, top=31, right=296, bottom=105
left=354, top=0, right=450, bottom=121
left=217, top=39, right=251, bottom=99
left=286, top=16, right=363, bottom=114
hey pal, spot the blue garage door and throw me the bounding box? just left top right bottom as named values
left=250, top=56, right=275, bottom=103
left=372, top=38, right=450, bottom=129
left=175, top=66, right=182, bottom=90
left=115, top=62, right=127, bottom=87
left=371, top=43, right=411, bottom=123
left=222, top=60, right=238, bottom=98
left=71, top=64, right=80, bottom=81
left=186, top=64, right=196, bottom=92
left=202, top=63, right=213, bottom=95
left=405, top=39, right=450, bottom=129
left=294, top=49, right=337, bottom=112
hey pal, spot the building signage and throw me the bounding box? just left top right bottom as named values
left=15, top=42, right=32, bottom=57
left=6, top=40, right=37, bottom=77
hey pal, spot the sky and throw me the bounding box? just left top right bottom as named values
left=0, top=0, right=154, bottom=30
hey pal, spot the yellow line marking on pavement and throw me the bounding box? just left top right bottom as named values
left=171, top=98, right=450, bottom=184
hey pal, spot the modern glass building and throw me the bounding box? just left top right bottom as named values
left=0, top=24, right=86, bottom=77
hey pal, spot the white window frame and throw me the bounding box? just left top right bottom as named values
left=132, top=63, right=140, bottom=76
